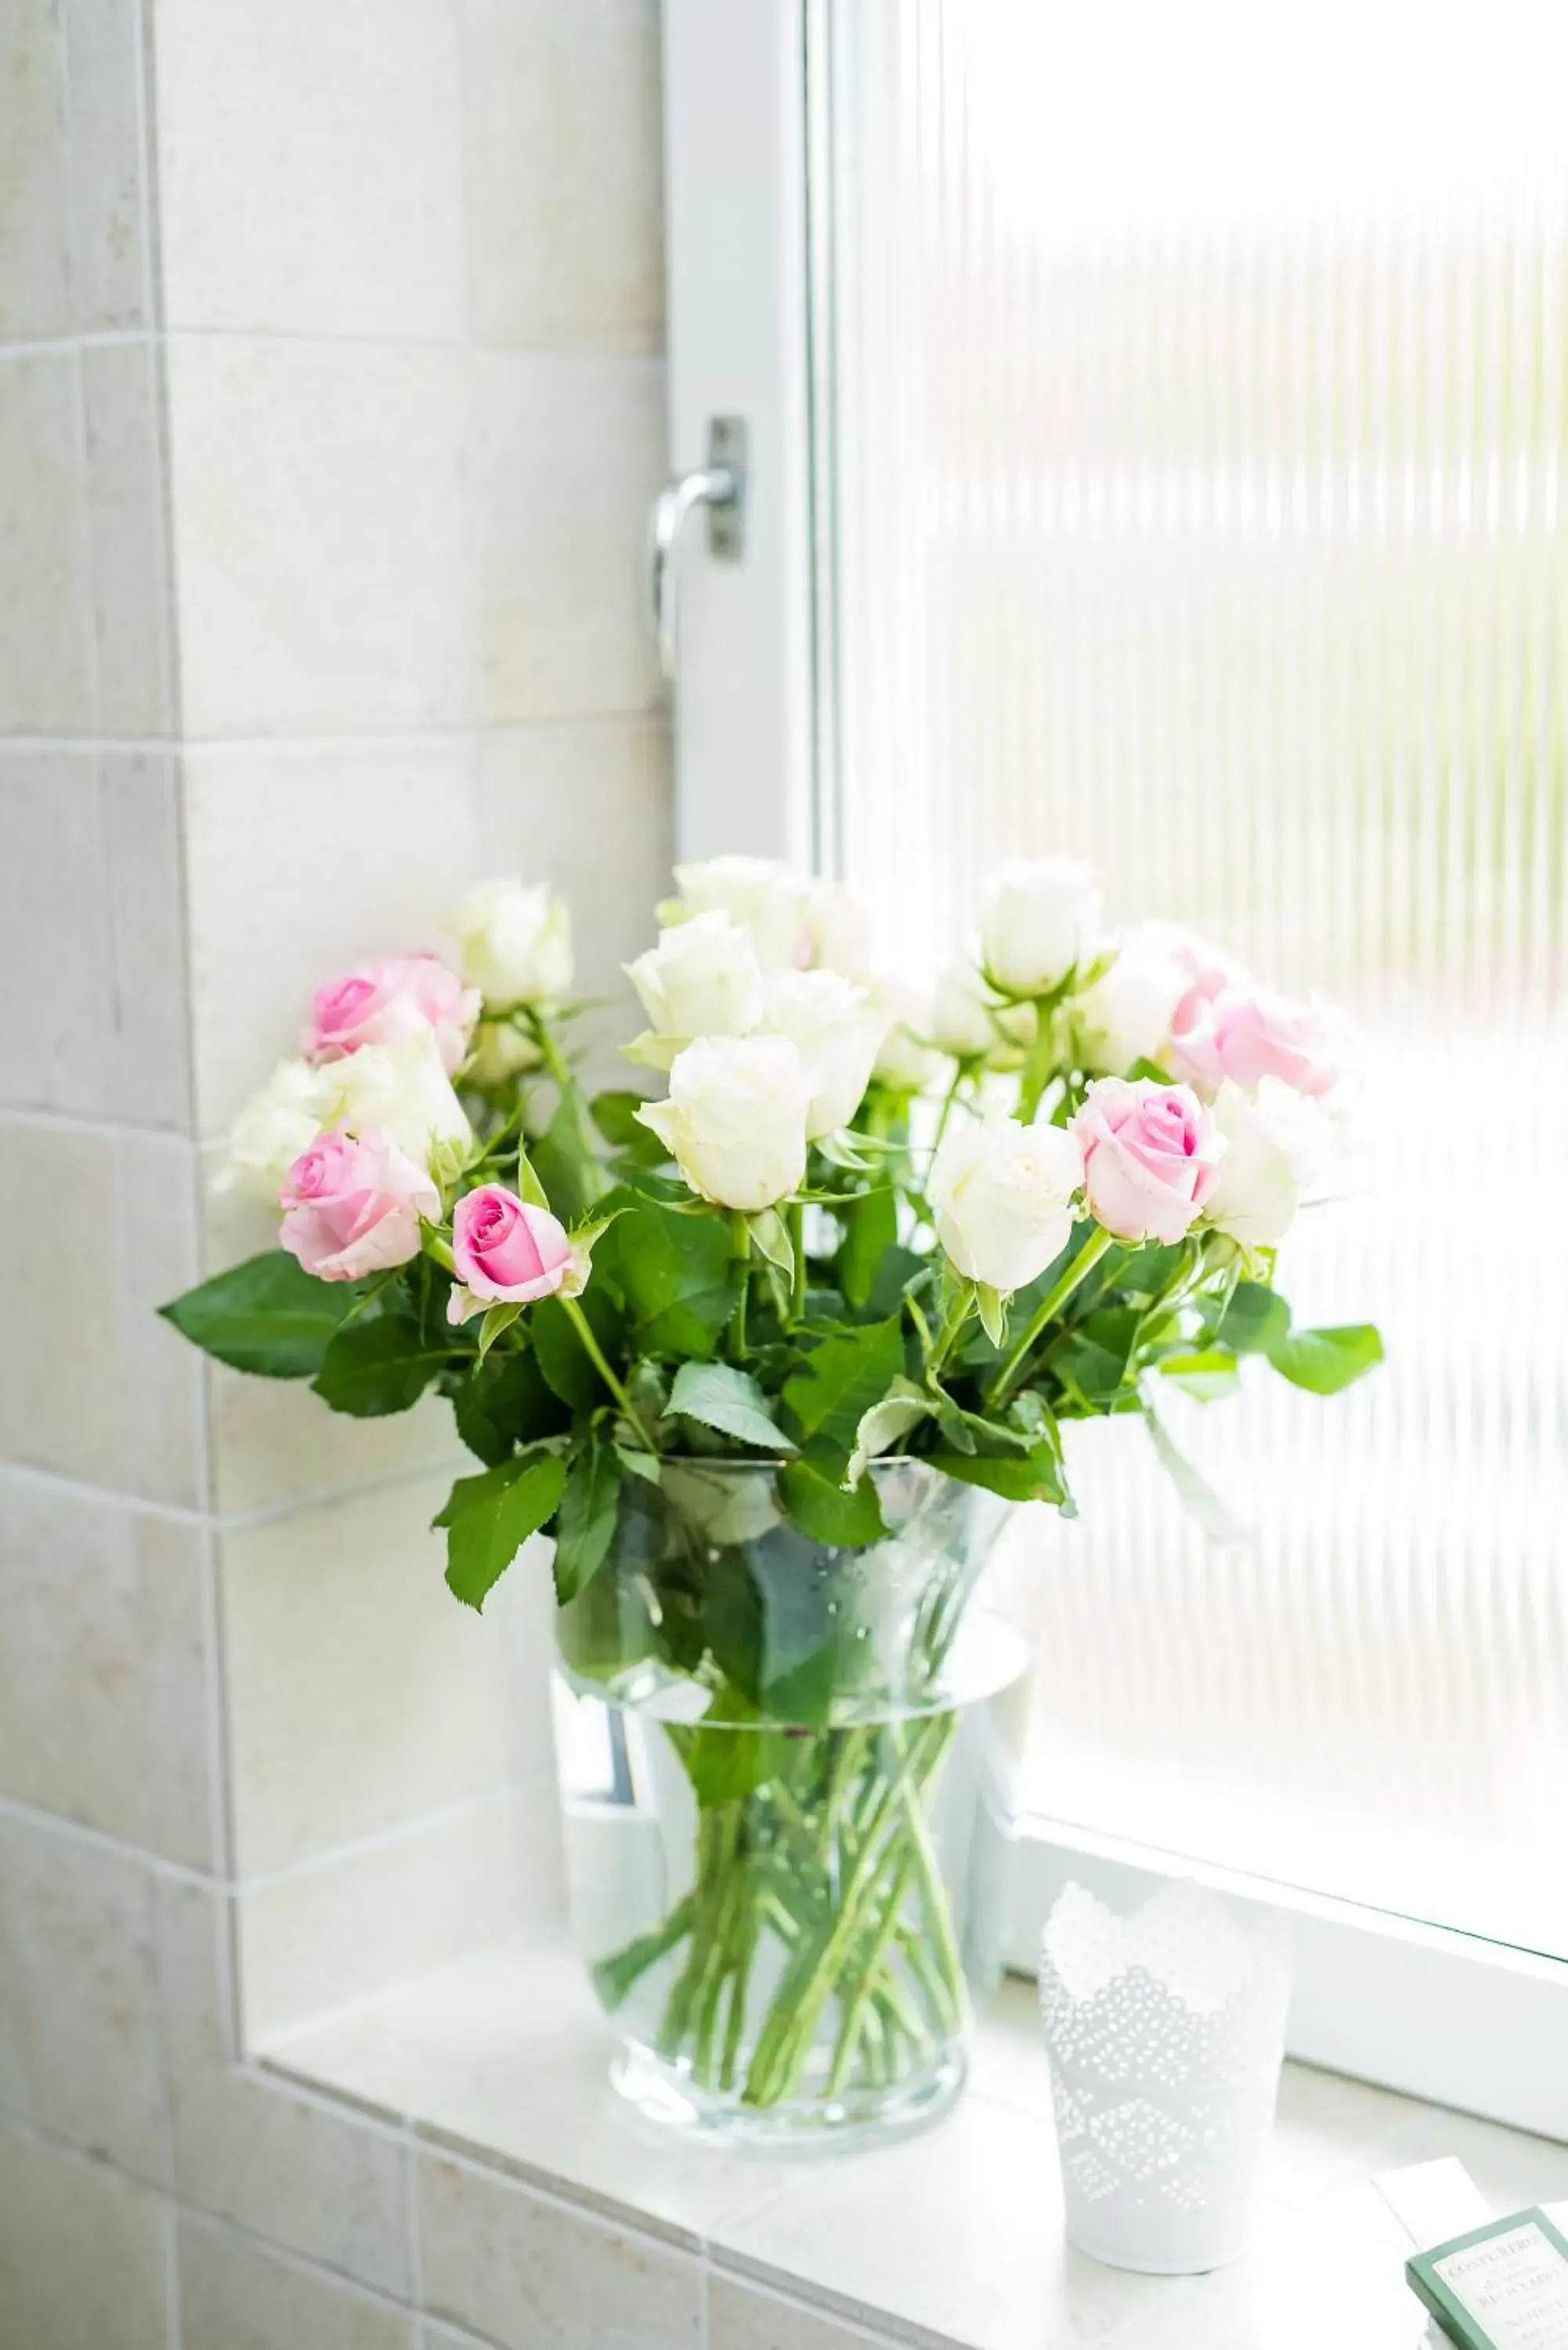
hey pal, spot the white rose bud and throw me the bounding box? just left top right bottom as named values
left=625, top=912, right=764, bottom=1054
left=981, top=858, right=1103, bottom=997
left=638, top=1035, right=812, bottom=1212
left=763, top=969, right=889, bottom=1139
left=214, top=1058, right=331, bottom=1198
left=319, top=1031, right=471, bottom=1172
left=928, top=1108, right=1085, bottom=1295
left=805, top=880, right=873, bottom=980
left=930, top=959, right=1005, bottom=1059
left=451, top=880, right=573, bottom=1010
left=1075, top=924, right=1192, bottom=1075
left=664, top=854, right=810, bottom=970
left=464, top=1018, right=543, bottom=1088
left=871, top=979, right=942, bottom=1093
left=1204, top=1076, right=1353, bottom=1248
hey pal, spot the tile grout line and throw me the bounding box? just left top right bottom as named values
left=0, top=710, right=663, bottom=754
left=0, top=1447, right=468, bottom=1533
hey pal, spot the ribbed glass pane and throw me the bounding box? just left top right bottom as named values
left=825, top=0, right=1568, bottom=1954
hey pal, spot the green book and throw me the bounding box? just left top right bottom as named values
left=1407, top=2208, right=1568, bottom=2349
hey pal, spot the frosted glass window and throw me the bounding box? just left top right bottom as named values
left=823, top=0, right=1568, bottom=1954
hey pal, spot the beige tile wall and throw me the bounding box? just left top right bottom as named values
left=0, top=2, right=752, bottom=2342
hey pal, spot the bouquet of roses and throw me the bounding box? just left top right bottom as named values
left=164, top=851, right=1379, bottom=2124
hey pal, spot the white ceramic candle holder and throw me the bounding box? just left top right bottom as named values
left=1039, top=1879, right=1292, bottom=2275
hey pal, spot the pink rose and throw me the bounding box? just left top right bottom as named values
left=279, top=1130, right=438, bottom=1281
left=1169, top=985, right=1340, bottom=1100
left=451, top=1184, right=573, bottom=1308
left=304, top=953, right=479, bottom=1075
left=1071, top=1076, right=1223, bottom=1244
left=1146, top=923, right=1240, bottom=1036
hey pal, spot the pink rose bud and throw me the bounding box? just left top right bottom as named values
left=279, top=1130, right=439, bottom=1281
left=1071, top=1076, right=1223, bottom=1244
left=304, top=953, right=479, bottom=1076
left=1169, top=985, right=1340, bottom=1100
left=450, top=1184, right=573, bottom=1306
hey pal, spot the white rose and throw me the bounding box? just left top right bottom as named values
left=871, top=980, right=941, bottom=1093
left=214, top=1058, right=331, bottom=1198
left=1203, top=1080, right=1301, bottom=1247
left=805, top=880, right=873, bottom=980
left=664, top=854, right=810, bottom=970
left=464, top=1018, right=543, bottom=1088
left=930, top=959, right=1004, bottom=1059
left=981, top=858, right=1103, bottom=997
left=625, top=912, right=764, bottom=1055
left=1075, top=924, right=1192, bottom=1075
left=320, top=1031, right=471, bottom=1171
left=763, top=969, right=888, bottom=1139
left=638, top=1035, right=812, bottom=1212
left=928, top=1108, right=1085, bottom=1294
left=450, top=880, right=573, bottom=1010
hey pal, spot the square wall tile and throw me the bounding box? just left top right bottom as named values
left=0, top=750, right=189, bottom=1123
left=475, top=716, right=670, bottom=1011
left=418, top=2149, right=704, bottom=2350
left=0, top=353, right=92, bottom=730
left=181, top=740, right=480, bottom=1135
left=0, top=1118, right=204, bottom=1504
left=0, top=1813, right=170, bottom=2183
left=154, top=0, right=463, bottom=338
left=0, top=2123, right=169, bottom=2350
left=460, top=0, right=663, bottom=354
left=240, top=1781, right=562, bottom=2041
left=82, top=343, right=174, bottom=734
left=0, top=1475, right=215, bottom=1868
left=473, top=352, right=666, bottom=721
left=65, top=0, right=150, bottom=330
left=156, top=1875, right=414, bottom=2295
left=0, top=0, right=73, bottom=341
left=166, top=338, right=473, bottom=736
left=219, top=1472, right=539, bottom=1875
left=178, top=2213, right=417, bottom=2350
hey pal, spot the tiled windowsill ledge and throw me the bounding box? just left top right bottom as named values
left=260, top=1932, right=1568, bottom=2350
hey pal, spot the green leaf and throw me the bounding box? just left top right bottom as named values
left=513, top=1144, right=551, bottom=1210
left=782, top=1316, right=905, bottom=1458
left=552, top=1438, right=622, bottom=1603
left=778, top=1459, right=888, bottom=1547
left=312, top=1316, right=449, bottom=1417
left=434, top=1451, right=567, bottom=1611
left=667, top=1361, right=796, bottom=1453
left=747, top=1206, right=795, bottom=1278
left=593, top=1199, right=739, bottom=1358
left=1212, top=1280, right=1291, bottom=1357
left=530, top=1092, right=608, bottom=1225
left=477, top=1301, right=522, bottom=1363
left=530, top=1289, right=622, bottom=1410
left=1157, top=1347, right=1242, bottom=1405
left=928, top=1446, right=1068, bottom=1505
left=160, top=1249, right=368, bottom=1379
left=838, top=1185, right=898, bottom=1311
left=847, top=1378, right=931, bottom=1484
left=1139, top=1389, right=1248, bottom=1545
left=1268, top=1322, right=1384, bottom=1396
left=591, top=1090, right=663, bottom=1155
left=451, top=1350, right=564, bottom=1466
left=974, top=1282, right=1007, bottom=1347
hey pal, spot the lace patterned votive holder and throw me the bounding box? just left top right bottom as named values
left=1039, top=1880, right=1293, bottom=2275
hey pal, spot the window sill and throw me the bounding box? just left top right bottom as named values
left=260, top=1930, right=1568, bottom=2350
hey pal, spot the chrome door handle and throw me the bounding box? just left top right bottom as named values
left=648, top=415, right=746, bottom=681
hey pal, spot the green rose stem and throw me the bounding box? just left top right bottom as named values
left=930, top=1065, right=968, bottom=1155
left=559, top=1293, right=659, bottom=1454
left=729, top=1213, right=751, bottom=1361
left=1013, top=999, right=1058, bottom=1125
left=986, top=1224, right=1116, bottom=1408
left=788, top=1201, right=806, bottom=1323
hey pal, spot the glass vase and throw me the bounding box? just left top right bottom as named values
left=551, top=1459, right=1029, bottom=2150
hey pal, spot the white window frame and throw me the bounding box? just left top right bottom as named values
left=659, top=0, right=1568, bottom=2142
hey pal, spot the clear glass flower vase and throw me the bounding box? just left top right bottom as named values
left=551, top=1460, right=1029, bottom=2150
